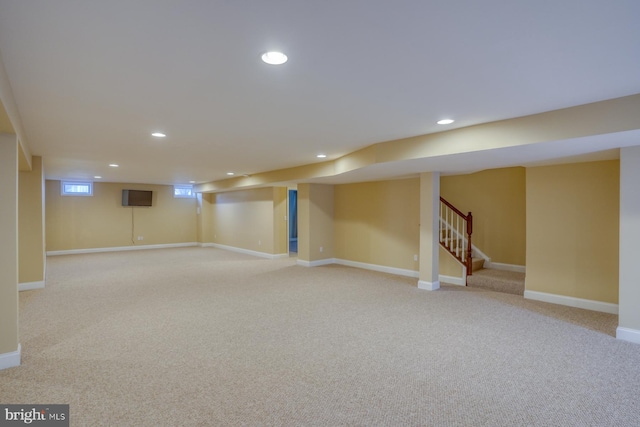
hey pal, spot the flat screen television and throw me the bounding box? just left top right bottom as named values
left=122, top=190, right=152, bottom=207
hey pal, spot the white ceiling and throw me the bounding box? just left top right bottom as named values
left=0, top=0, right=639, bottom=186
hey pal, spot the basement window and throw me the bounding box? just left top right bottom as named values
left=174, top=185, right=195, bottom=198
left=61, top=181, right=93, bottom=196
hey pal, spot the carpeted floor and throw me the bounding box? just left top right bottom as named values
left=1, top=247, right=639, bottom=426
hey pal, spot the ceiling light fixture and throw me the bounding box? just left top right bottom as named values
left=189, top=181, right=195, bottom=184
left=226, top=172, right=235, bottom=176
left=109, top=164, right=119, bottom=167
left=316, top=154, right=327, bottom=158
left=437, top=119, right=455, bottom=125
left=261, top=51, right=288, bottom=65
left=151, top=132, right=166, bottom=137
left=94, top=176, right=102, bottom=179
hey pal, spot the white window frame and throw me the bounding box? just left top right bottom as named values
left=61, top=181, right=93, bottom=196
left=174, top=185, right=195, bottom=198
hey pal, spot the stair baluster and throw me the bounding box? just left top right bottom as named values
left=439, top=197, right=473, bottom=277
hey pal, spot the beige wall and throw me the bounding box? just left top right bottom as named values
left=273, top=188, right=288, bottom=255
left=210, top=187, right=287, bottom=255
left=440, top=247, right=464, bottom=277
left=19, top=156, right=45, bottom=283
left=197, top=192, right=214, bottom=244
left=526, top=160, right=619, bottom=304
left=0, top=133, right=19, bottom=356
left=334, top=179, right=420, bottom=271
left=46, top=181, right=197, bottom=251
left=298, top=184, right=334, bottom=262
left=441, top=167, right=526, bottom=266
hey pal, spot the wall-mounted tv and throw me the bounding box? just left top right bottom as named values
left=122, top=190, right=152, bottom=207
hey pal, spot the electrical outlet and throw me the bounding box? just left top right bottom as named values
left=414, top=254, right=418, bottom=261
left=320, top=246, right=323, bottom=253
left=258, top=240, right=261, bottom=245
left=138, top=236, right=144, bottom=241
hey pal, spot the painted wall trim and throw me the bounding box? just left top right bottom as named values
left=439, top=275, right=465, bottom=286
left=524, top=290, right=618, bottom=314
left=486, top=261, right=526, bottom=273
left=209, top=243, right=288, bottom=260
left=0, top=344, right=20, bottom=371
left=47, top=242, right=199, bottom=256
left=616, top=327, right=640, bottom=345
left=418, top=280, right=440, bottom=291
left=297, top=258, right=335, bottom=267
left=19, top=281, right=45, bottom=291
left=333, top=258, right=419, bottom=278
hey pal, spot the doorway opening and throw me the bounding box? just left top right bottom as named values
left=288, top=189, right=297, bottom=254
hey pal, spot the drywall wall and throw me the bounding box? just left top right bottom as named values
left=440, top=247, right=464, bottom=278
left=526, top=160, right=619, bottom=304
left=441, top=167, right=526, bottom=266
left=19, top=156, right=45, bottom=283
left=197, top=192, right=214, bottom=244
left=46, top=181, right=197, bottom=251
left=273, top=187, right=288, bottom=255
left=298, top=184, right=334, bottom=262
left=334, top=178, right=420, bottom=271
left=210, top=187, right=287, bottom=255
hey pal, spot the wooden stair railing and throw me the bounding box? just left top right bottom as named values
left=439, top=197, right=473, bottom=276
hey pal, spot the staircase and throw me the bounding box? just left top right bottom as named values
left=440, top=197, right=525, bottom=296
left=466, top=269, right=525, bottom=296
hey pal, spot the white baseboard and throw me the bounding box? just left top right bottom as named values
left=418, top=280, right=440, bottom=291
left=486, top=261, right=526, bottom=273
left=47, top=242, right=199, bottom=256
left=616, top=327, right=640, bottom=345
left=439, top=275, right=465, bottom=286
left=524, top=290, right=618, bottom=314
left=209, top=243, right=288, bottom=260
left=333, top=258, right=419, bottom=278
left=19, top=281, right=45, bottom=291
left=0, top=344, right=21, bottom=371
left=297, top=258, right=335, bottom=267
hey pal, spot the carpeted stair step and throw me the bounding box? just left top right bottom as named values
left=471, top=257, right=484, bottom=272
left=467, top=268, right=525, bottom=296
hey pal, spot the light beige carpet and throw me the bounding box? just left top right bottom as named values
left=1, top=247, right=639, bottom=426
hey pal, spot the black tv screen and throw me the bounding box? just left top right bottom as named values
left=122, top=190, right=152, bottom=207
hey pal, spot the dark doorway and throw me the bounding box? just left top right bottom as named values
left=288, top=189, right=297, bottom=253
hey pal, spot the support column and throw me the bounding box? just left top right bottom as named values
left=0, top=133, right=20, bottom=370
left=418, top=172, right=440, bottom=290
left=618, top=145, right=640, bottom=344
left=19, top=155, right=46, bottom=290
left=297, top=184, right=334, bottom=267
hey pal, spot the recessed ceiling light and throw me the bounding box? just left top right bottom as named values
left=109, top=164, right=119, bottom=167
left=151, top=132, right=166, bottom=137
left=437, top=119, right=455, bottom=125
left=316, top=154, right=327, bottom=158
left=94, top=176, right=102, bottom=179
left=261, top=51, right=288, bottom=65
left=226, top=172, right=235, bottom=176
left=189, top=180, right=195, bottom=184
